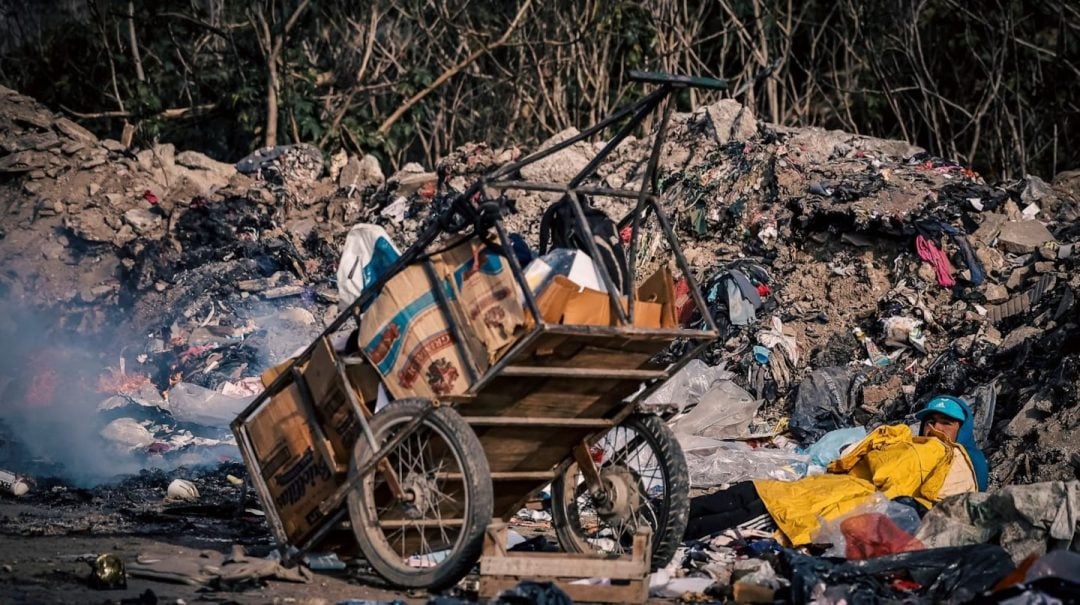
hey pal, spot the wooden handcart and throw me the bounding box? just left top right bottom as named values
left=231, top=71, right=725, bottom=596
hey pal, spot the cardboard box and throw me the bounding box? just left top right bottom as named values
left=558, top=267, right=675, bottom=328
left=247, top=364, right=341, bottom=545
left=438, top=243, right=526, bottom=362
left=357, top=241, right=525, bottom=400
left=358, top=262, right=473, bottom=400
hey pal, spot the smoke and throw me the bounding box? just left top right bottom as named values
left=0, top=296, right=146, bottom=485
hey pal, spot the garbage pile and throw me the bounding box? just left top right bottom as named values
left=1, top=81, right=1079, bottom=602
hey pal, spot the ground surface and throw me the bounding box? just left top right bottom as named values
left=0, top=500, right=426, bottom=605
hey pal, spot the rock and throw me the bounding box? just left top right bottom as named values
left=997, top=220, right=1055, bottom=254
left=983, top=284, right=1009, bottom=303
left=328, top=149, right=348, bottom=181
left=974, top=246, right=1005, bottom=276
left=123, top=208, right=162, bottom=233
left=104, top=193, right=124, bottom=207
left=53, top=117, right=97, bottom=143
left=1021, top=175, right=1053, bottom=205
left=1034, top=261, right=1055, bottom=274
left=393, top=171, right=437, bottom=198
left=973, top=213, right=1007, bottom=244
left=1004, top=392, right=1052, bottom=438
left=519, top=128, right=592, bottom=195
left=61, top=140, right=86, bottom=155
left=1006, top=266, right=1032, bottom=289
left=112, top=225, right=137, bottom=246
left=700, top=99, right=758, bottom=142
left=338, top=153, right=384, bottom=189
left=999, top=325, right=1043, bottom=351
left=278, top=307, right=316, bottom=326
left=40, top=240, right=65, bottom=260
left=80, top=155, right=106, bottom=169
left=65, top=208, right=116, bottom=243
left=88, top=182, right=100, bottom=197
left=91, top=284, right=113, bottom=298
left=0, top=150, right=48, bottom=173
left=102, top=139, right=127, bottom=152
left=175, top=150, right=234, bottom=177
left=286, top=218, right=317, bottom=239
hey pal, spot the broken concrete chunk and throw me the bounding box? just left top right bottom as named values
left=700, top=99, right=758, bottom=142
left=175, top=150, right=235, bottom=178
left=999, top=325, right=1043, bottom=351
left=983, top=284, right=1009, bottom=303
left=53, top=117, right=97, bottom=143
left=997, top=220, right=1055, bottom=254
left=973, top=213, right=1007, bottom=244
left=65, top=208, right=116, bottom=243
left=519, top=128, right=592, bottom=192
left=1006, top=266, right=1031, bottom=290
left=123, top=208, right=162, bottom=234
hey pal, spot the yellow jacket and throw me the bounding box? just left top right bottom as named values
left=753, top=424, right=976, bottom=545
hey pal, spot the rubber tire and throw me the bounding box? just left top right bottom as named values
left=551, top=413, right=690, bottom=570
left=347, top=399, right=493, bottom=590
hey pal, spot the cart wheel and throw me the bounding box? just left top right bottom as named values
left=551, top=413, right=689, bottom=570
left=347, top=398, right=493, bottom=589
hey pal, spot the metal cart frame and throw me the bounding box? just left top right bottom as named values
left=231, top=70, right=726, bottom=586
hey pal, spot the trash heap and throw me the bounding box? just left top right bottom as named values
left=1, top=83, right=1079, bottom=602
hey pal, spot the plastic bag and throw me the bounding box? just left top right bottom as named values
left=643, top=359, right=734, bottom=412
left=670, top=381, right=761, bottom=440
left=337, top=223, right=402, bottom=307
left=783, top=544, right=1014, bottom=604
left=166, top=382, right=254, bottom=427
left=813, top=493, right=923, bottom=559
left=805, top=426, right=867, bottom=467
left=683, top=439, right=809, bottom=487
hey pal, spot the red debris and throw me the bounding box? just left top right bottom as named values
left=143, top=190, right=159, bottom=205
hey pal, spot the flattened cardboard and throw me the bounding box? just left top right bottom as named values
left=304, top=338, right=361, bottom=466
left=248, top=366, right=341, bottom=545
left=357, top=263, right=475, bottom=400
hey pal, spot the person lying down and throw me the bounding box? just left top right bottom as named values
left=684, top=395, right=988, bottom=545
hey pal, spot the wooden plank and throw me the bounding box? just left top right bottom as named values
left=501, top=366, right=667, bottom=379
left=463, top=416, right=614, bottom=428
left=477, top=524, right=651, bottom=604
left=474, top=425, right=596, bottom=472
left=439, top=471, right=555, bottom=481
left=376, top=518, right=464, bottom=528
left=479, top=555, right=646, bottom=579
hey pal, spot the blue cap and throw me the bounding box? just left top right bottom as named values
left=915, top=396, right=967, bottom=422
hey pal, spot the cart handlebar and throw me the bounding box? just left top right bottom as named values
left=627, top=70, right=727, bottom=90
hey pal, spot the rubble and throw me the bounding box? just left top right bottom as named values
left=1, top=78, right=1079, bottom=602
